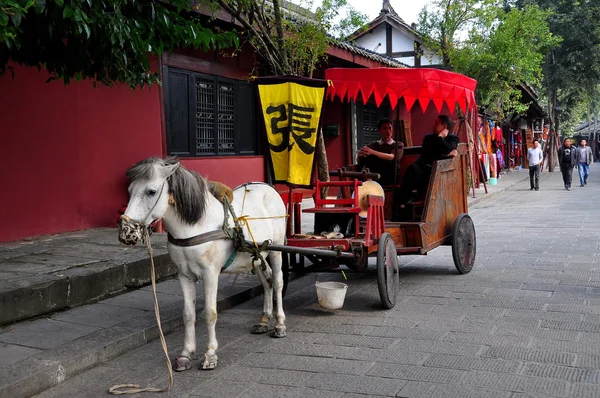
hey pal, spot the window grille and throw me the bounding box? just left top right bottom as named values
left=196, top=77, right=215, bottom=154
left=164, top=68, right=257, bottom=157
left=217, top=81, right=235, bottom=154
left=362, top=103, right=379, bottom=144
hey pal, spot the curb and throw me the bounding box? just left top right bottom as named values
left=0, top=281, right=266, bottom=398
left=468, top=175, right=529, bottom=207
left=0, top=252, right=177, bottom=327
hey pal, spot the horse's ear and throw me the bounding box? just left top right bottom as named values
left=160, top=162, right=180, bottom=179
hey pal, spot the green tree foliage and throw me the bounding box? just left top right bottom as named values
left=517, top=0, right=600, bottom=134
left=417, top=0, right=500, bottom=66
left=0, top=0, right=238, bottom=87
left=206, top=0, right=368, bottom=76
left=451, top=5, right=559, bottom=118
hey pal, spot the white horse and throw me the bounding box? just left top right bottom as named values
left=118, top=157, right=288, bottom=371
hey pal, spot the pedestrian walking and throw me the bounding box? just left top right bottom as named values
left=527, top=139, right=543, bottom=191
left=576, top=139, right=593, bottom=187
left=558, top=138, right=577, bottom=190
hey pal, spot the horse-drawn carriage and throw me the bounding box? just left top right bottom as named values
left=118, top=67, right=478, bottom=374
left=275, top=69, right=477, bottom=309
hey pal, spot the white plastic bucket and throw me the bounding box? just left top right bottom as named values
left=315, top=281, right=348, bottom=310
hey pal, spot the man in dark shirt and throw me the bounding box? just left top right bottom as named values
left=357, top=118, right=404, bottom=186
left=394, top=115, right=459, bottom=220
left=558, top=138, right=576, bottom=190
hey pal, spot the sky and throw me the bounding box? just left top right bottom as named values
left=311, top=0, right=430, bottom=26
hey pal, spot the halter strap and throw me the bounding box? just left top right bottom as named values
left=167, top=230, right=228, bottom=247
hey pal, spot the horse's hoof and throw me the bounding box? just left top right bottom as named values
left=199, top=354, right=218, bottom=370
left=251, top=324, right=269, bottom=334
left=271, top=326, right=287, bottom=338
left=173, top=356, right=192, bottom=372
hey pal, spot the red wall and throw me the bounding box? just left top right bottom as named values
left=322, top=98, right=351, bottom=170
left=0, top=61, right=265, bottom=242
left=182, top=157, right=264, bottom=188
left=0, top=64, right=163, bottom=242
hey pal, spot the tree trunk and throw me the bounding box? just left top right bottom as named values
left=315, top=129, right=330, bottom=200
left=272, top=0, right=288, bottom=73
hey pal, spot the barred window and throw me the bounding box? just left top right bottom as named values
left=164, top=68, right=257, bottom=157
left=362, top=102, right=380, bottom=144
left=356, top=96, right=390, bottom=149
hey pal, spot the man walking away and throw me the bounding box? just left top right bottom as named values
left=576, top=139, right=593, bottom=187
left=527, top=140, right=543, bottom=191
left=558, top=138, right=577, bottom=190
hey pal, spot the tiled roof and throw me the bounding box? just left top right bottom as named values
left=332, top=41, right=410, bottom=68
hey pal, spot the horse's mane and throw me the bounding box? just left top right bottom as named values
left=126, top=156, right=207, bottom=225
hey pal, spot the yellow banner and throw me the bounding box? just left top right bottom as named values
left=258, top=82, right=325, bottom=186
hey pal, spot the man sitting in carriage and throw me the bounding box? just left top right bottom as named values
left=357, top=117, right=404, bottom=186
left=394, top=114, right=459, bottom=220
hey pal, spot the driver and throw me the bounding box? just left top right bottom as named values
left=357, top=118, right=404, bottom=186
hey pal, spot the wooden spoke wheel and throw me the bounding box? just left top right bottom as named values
left=451, top=213, right=476, bottom=274
left=376, top=233, right=400, bottom=309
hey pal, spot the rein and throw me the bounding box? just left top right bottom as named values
left=109, top=227, right=173, bottom=395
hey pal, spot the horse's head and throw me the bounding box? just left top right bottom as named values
left=119, top=157, right=208, bottom=245
left=119, top=157, right=180, bottom=245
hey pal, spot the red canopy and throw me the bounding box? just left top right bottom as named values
left=325, top=68, right=477, bottom=114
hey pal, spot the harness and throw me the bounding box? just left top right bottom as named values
left=166, top=193, right=270, bottom=273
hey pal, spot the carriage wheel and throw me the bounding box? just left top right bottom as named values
left=376, top=233, right=400, bottom=309
left=452, top=214, right=476, bottom=274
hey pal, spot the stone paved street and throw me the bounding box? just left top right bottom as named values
left=33, top=168, right=600, bottom=397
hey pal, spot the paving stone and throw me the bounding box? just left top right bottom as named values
left=443, top=332, right=531, bottom=348
left=365, top=326, right=447, bottom=341
left=397, top=381, right=511, bottom=398
left=100, top=289, right=184, bottom=311
left=366, top=362, right=465, bottom=383
left=522, top=362, right=600, bottom=383
left=459, top=370, right=568, bottom=396
left=423, top=353, right=521, bottom=373
left=187, top=378, right=254, bottom=397
left=0, top=343, right=42, bottom=367
left=570, top=383, right=600, bottom=398
left=577, top=332, right=600, bottom=342
left=0, top=319, right=100, bottom=350
left=50, top=303, right=147, bottom=328
left=493, top=324, right=577, bottom=342
left=261, top=341, right=429, bottom=365
left=32, top=365, right=133, bottom=398
left=547, top=303, right=600, bottom=315
left=482, top=347, right=576, bottom=366
left=532, top=339, right=600, bottom=355
left=388, top=339, right=484, bottom=356
left=540, top=320, right=600, bottom=333
left=314, top=334, right=397, bottom=349
left=306, top=372, right=405, bottom=396
left=504, top=309, right=583, bottom=322
left=238, top=352, right=372, bottom=375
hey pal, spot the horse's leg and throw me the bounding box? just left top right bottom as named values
left=200, top=269, right=219, bottom=370
left=173, top=274, right=197, bottom=372
left=268, top=251, right=287, bottom=338
left=251, top=258, right=272, bottom=334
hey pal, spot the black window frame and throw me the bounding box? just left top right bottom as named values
left=356, top=95, right=391, bottom=148
left=163, top=67, right=258, bottom=157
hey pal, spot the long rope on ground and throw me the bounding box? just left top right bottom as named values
left=108, top=227, right=173, bottom=395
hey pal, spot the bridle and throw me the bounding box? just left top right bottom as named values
left=119, top=181, right=167, bottom=244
